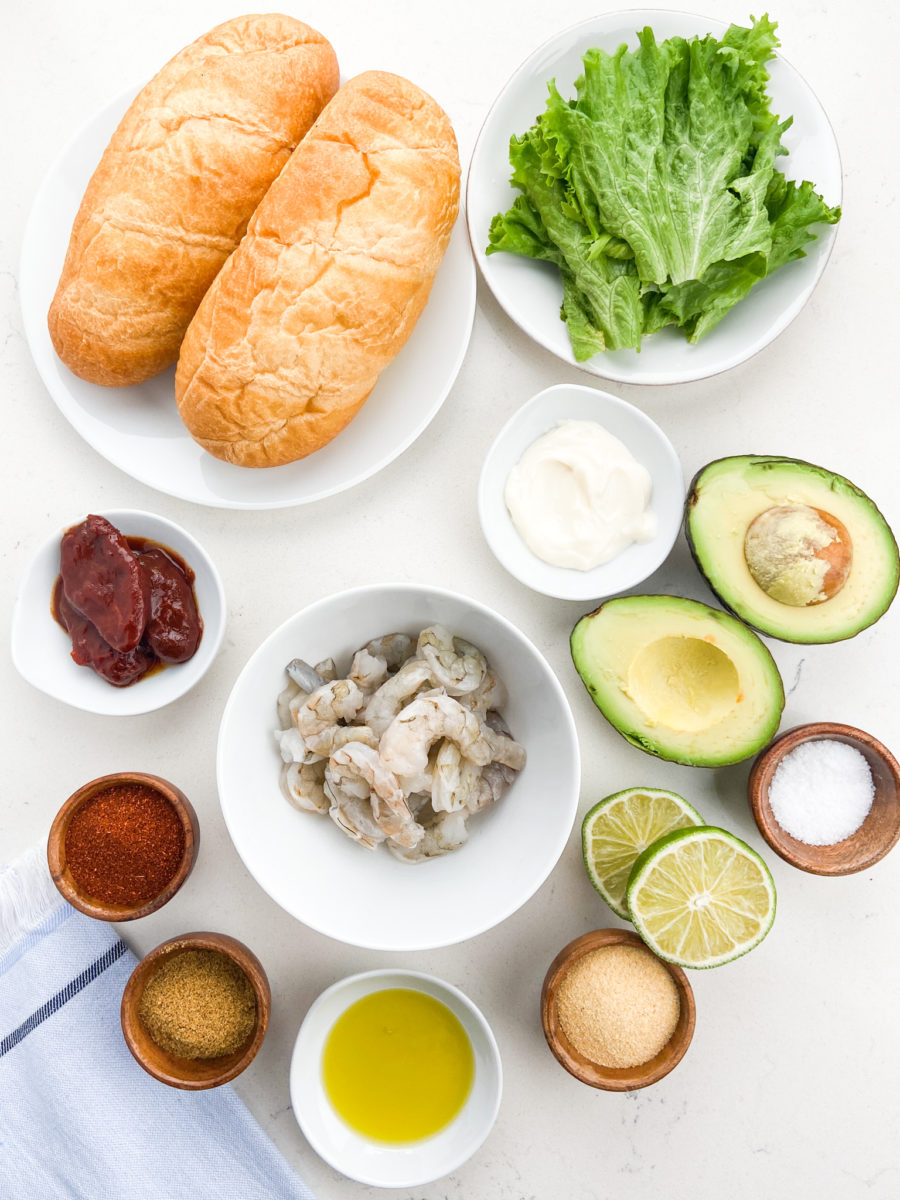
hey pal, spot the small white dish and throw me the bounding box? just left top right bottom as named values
left=479, top=383, right=683, bottom=600
left=290, top=968, right=502, bottom=1188
left=19, top=83, right=475, bottom=509
left=11, top=509, right=225, bottom=716
left=217, top=582, right=580, bottom=951
left=466, top=9, right=842, bottom=385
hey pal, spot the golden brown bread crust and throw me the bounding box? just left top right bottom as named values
left=174, top=70, right=460, bottom=468
left=48, top=14, right=339, bottom=387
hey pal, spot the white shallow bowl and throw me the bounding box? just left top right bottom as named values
left=290, top=969, right=502, bottom=1188
left=479, top=383, right=683, bottom=600
left=11, top=509, right=225, bottom=716
left=467, top=9, right=842, bottom=385
left=217, top=583, right=580, bottom=951
left=20, top=84, right=475, bottom=509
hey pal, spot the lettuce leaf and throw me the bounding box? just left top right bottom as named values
left=486, top=15, right=840, bottom=357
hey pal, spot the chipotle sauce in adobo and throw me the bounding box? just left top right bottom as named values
left=52, top=515, right=202, bottom=687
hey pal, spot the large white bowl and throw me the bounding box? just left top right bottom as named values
left=467, top=9, right=842, bottom=385
left=479, top=383, right=683, bottom=600
left=11, top=509, right=225, bottom=716
left=217, top=583, right=580, bottom=951
left=290, top=969, right=502, bottom=1187
left=20, top=84, right=475, bottom=509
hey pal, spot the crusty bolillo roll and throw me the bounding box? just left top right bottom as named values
left=48, top=15, right=339, bottom=387
left=174, top=70, right=460, bottom=467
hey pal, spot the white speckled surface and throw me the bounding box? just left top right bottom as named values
left=3, top=2, right=899, bottom=1197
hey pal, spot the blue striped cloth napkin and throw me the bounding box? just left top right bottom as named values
left=0, top=847, right=315, bottom=1200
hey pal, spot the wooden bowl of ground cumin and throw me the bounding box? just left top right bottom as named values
left=121, top=932, right=270, bottom=1089
left=541, top=929, right=695, bottom=1091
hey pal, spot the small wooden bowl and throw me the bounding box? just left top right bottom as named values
left=121, top=931, right=270, bottom=1090
left=541, top=929, right=695, bottom=1091
left=47, top=772, right=199, bottom=920
left=748, top=722, right=900, bottom=876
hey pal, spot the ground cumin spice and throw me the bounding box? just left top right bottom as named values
left=139, top=949, right=257, bottom=1059
left=557, top=943, right=680, bottom=1069
left=64, top=782, right=184, bottom=905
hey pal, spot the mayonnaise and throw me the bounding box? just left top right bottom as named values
left=504, top=420, right=657, bottom=570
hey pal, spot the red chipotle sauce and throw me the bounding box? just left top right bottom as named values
left=52, top=516, right=203, bottom=687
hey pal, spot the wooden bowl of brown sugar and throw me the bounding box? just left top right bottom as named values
left=541, top=929, right=695, bottom=1091
left=47, top=772, right=198, bottom=920
left=121, top=932, right=270, bottom=1089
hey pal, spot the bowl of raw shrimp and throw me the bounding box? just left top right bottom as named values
left=217, top=582, right=581, bottom=951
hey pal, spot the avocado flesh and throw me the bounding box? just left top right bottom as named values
left=686, top=456, right=899, bottom=643
left=571, top=595, right=784, bottom=767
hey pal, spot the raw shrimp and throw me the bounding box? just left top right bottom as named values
left=431, top=740, right=484, bottom=813
left=388, top=810, right=470, bottom=862
left=458, top=670, right=507, bottom=716
left=379, top=694, right=493, bottom=777
left=327, top=742, right=423, bottom=848
left=286, top=659, right=326, bottom=691
left=281, top=761, right=329, bottom=814
left=364, top=658, right=434, bottom=737
left=314, top=658, right=338, bottom=682
left=274, top=726, right=322, bottom=765
left=468, top=762, right=518, bottom=813
left=417, top=625, right=486, bottom=695
left=348, top=648, right=389, bottom=694
left=327, top=789, right=386, bottom=851
left=296, top=679, right=366, bottom=756
left=482, top=725, right=527, bottom=771
left=276, top=677, right=304, bottom=730
left=276, top=659, right=324, bottom=728
left=364, top=633, right=413, bottom=670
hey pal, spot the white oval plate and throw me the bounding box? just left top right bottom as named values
left=290, top=969, right=502, bottom=1188
left=466, top=10, right=842, bottom=385
left=20, top=85, right=475, bottom=509
left=217, top=583, right=580, bottom=951
left=479, top=383, right=684, bottom=600
left=11, top=509, right=226, bottom=716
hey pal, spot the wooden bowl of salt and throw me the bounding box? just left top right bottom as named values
left=748, top=722, right=900, bottom=875
left=541, top=929, right=695, bottom=1091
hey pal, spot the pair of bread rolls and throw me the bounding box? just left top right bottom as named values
left=48, top=15, right=461, bottom=468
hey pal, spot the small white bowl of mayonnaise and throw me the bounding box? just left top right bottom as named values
left=478, top=383, right=683, bottom=600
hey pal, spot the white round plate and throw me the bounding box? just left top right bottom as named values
left=11, top=509, right=225, bottom=716
left=217, top=583, right=580, bottom=951
left=466, top=10, right=842, bottom=385
left=479, top=383, right=684, bottom=599
left=20, top=86, right=475, bottom=509
left=290, top=969, right=502, bottom=1188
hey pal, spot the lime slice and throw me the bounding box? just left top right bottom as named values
left=582, top=788, right=704, bottom=920
left=626, top=827, right=776, bottom=968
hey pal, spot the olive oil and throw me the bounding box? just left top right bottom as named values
left=322, top=988, right=474, bottom=1143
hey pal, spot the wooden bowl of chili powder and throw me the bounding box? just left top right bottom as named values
left=47, top=772, right=198, bottom=920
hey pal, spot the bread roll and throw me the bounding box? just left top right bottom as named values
left=48, top=15, right=339, bottom=387
left=174, top=71, right=460, bottom=467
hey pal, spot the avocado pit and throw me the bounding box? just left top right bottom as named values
left=743, top=504, right=852, bottom=607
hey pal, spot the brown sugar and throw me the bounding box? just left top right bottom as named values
left=139, top=949, right=257, bottom=1059
left=557, top=943, right=680, bottom=1068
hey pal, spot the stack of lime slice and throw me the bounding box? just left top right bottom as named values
left=582, top=788, right=776, bottom=968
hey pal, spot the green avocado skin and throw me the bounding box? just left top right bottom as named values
left=684, top=455, right=900, bottom=644
left=569, top=594, right=784, bottom=768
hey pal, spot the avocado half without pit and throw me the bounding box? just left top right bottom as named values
left=685, top=456, right=899, bottom=643
left=571, top=595, right=784, bottom=766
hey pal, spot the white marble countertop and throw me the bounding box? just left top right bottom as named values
left=3, top=1, right=899, bottom=1197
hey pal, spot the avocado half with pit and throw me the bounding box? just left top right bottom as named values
left=571, top=595, right=784, bottom=766
left=686, top=456, right=899, bottom=643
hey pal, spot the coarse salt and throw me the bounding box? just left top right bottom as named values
left=768, top=739, right=874, bottom=846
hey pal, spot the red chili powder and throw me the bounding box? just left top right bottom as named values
left=64, top=783, right=185, bottom=906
